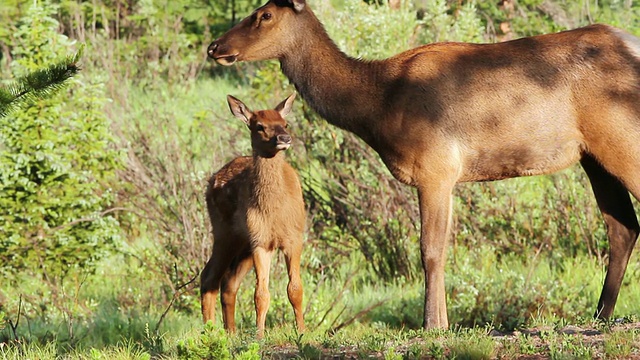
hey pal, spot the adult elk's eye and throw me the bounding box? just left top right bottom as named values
left=256, top=123, right=265, bottom=132
left=261, top=12, right=272, bottom=21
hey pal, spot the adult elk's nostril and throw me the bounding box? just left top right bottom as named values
left=207, top=43, right=219, bottom=58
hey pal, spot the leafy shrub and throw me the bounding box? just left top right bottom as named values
left=415, top=0, right=485, bottom=43
left=235, top=342, right=261, bottom=360
left=0, top=311, right=5, bottom=332
left=111, top=79, right=242, bottom=313
left=0, top=2, right=122, bottom=279
left=176, top=322, right=231, bottom=360
left=476, top=0, right=640, bottom=39
left=0, top=2, right=123, bottom=343
left=453, top=168, right=609, bottom=261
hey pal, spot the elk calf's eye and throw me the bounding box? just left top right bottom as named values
left=261, top=12, right=272, bottom=20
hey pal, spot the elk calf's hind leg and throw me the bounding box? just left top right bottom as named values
left=253, top=247, right=273, bottom=338
left=201, top=241, right=241, bottom=325
left=200, top=273, right=219, bottom=325
left=221, top=256, right=254, bottom=332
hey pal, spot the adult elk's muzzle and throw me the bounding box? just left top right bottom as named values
left=207, top=41, right=238, bottom=66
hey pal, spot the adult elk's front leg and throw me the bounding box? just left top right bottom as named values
left=418, top=182, right=455, bottom=329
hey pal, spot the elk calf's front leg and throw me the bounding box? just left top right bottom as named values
left=253, top=247, right=273, bottom=338
left=284, top=248, right=305, bottom=331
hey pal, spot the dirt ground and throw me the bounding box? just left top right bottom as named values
left=264, top=322, right=640, bottom=359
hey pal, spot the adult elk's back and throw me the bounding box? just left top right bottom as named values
left=201, top=94, right=305, bottom=338
left=208, top=0, right=640, bottom=329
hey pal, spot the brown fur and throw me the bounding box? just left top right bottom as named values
left=201, top=94, right=305, bottom=338
left=207, top=0, right=640, bottom=329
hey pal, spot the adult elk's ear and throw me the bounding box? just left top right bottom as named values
left=275, top=93, right=296, bottom=118
left=288, top=0, right=305, bottom=12
left=227, top=95, right=253, bottom=126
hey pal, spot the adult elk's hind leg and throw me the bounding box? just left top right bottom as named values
left=283, top=243, right=305, bottom=331
left=220, top=256, right=253, bottom=333
left=581, top=155, right=640, bottom=319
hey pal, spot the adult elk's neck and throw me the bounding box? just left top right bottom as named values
left=279, top=11, right=386, bottom=146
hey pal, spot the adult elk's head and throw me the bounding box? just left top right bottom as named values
left=227, top=93, right=297, bottom=158
left=208, top=0, right=306, bottom=65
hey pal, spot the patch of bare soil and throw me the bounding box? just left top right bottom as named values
left=488, top=322, right=640, bottom=359
left=264, top=322, right=640, bottom=359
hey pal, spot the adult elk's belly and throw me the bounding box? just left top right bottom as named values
left=460, top=139, right=584, bottom=182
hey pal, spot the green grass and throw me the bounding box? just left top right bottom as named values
left=603, top=329, right=638, bottom=359
left=3, top=245, right=640, bottom=359
left=5, top=324, right=636, bottom=359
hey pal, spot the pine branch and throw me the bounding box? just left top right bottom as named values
left=0, top=49, right=82, bottom=118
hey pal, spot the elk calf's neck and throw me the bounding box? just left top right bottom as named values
left=200, top=93, right=305, bottom=338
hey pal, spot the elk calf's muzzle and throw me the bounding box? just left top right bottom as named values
left=276, top=134, right=292, bottom=150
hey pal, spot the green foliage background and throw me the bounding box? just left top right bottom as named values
left=0, top=3, right=121, bottom=279
left=0, top=0, right=639, bottom=358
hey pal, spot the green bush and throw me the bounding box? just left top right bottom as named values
left=0, top=1, right=122, bottom=278
left=176, top=322, right=231, bottom=360
left=0, top=1, right=122, bottom=333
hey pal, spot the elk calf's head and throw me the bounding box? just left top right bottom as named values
left=227, top=93, right=296, bottom=158
left=208, top=0, right=307, bottom=65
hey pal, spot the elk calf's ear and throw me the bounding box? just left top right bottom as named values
left=275, top=93, right=297, bottom=118
left=227, top=95, right=253, bottom=126
left=288, top=0, right=305, bottom=12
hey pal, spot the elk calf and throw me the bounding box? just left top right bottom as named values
left=201, top=94, right=305, bottom=338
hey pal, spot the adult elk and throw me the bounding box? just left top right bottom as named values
left=201, top=94, right=305, bottom=338
left=207, top=0, right=640, bottom=329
